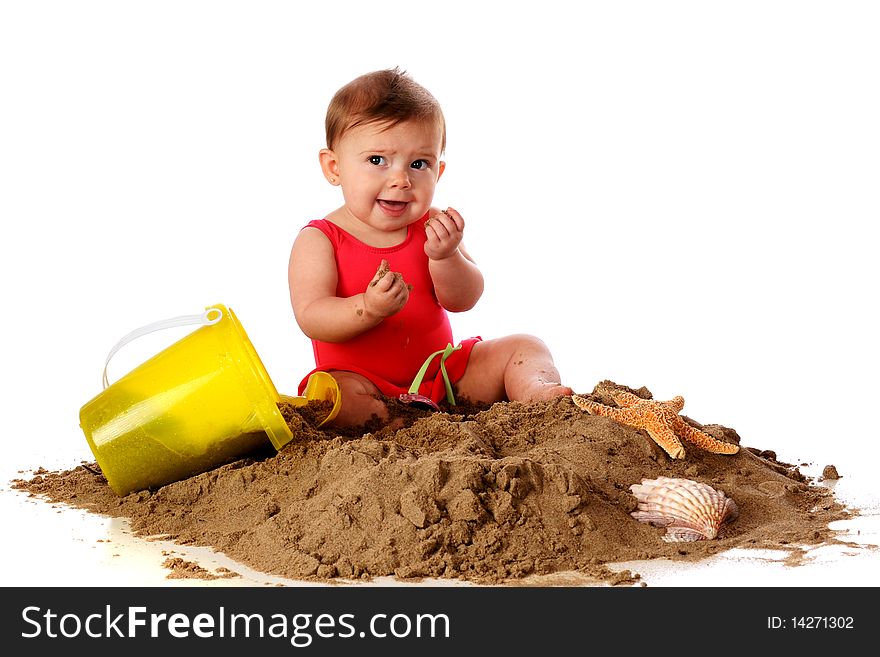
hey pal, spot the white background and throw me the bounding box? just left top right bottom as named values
left=1, top=1, right=878, bottom=585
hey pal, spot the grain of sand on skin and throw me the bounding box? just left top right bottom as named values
left=13, top=381, right=857, bottom=585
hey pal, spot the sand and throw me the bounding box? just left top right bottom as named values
left=161, top=556, right=239, bottom=580
left=13, top=381, right=852, bottom=585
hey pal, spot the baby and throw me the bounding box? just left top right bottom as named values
left=289, top=68, right=572, bottom=426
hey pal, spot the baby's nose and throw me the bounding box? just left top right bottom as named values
left=387, top=166, right=411, bottom=188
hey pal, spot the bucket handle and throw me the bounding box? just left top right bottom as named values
left=102, top=307, right=224, bottom=389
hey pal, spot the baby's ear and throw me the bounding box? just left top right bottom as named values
left=319, top=148, right=340, bottom=185
left=437, top=160, right=446, bottom=180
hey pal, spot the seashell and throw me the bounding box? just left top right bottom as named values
left=629, top=477, right=739, bottom=542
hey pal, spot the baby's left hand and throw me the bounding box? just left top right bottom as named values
left=424, top=206, right=464, bottom=260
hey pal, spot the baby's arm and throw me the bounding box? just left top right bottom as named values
left=289, top=227, right=409, bottom=342
left=425, top=207, right=484, bottom=312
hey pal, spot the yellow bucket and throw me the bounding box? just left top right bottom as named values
left=79, top=304, right=293, bottom=496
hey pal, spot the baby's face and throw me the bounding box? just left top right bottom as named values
left=331, top=120, right=445, bottom=233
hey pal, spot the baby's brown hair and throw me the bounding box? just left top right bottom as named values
left=325, top=68, right=446, bottom=153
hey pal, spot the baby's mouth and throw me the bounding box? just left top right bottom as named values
left=377, top=199, right=409, bottom=216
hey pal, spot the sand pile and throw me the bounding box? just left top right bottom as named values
left=14, top=381, right=850, bottom=584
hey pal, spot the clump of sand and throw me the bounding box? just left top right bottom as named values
left=13, top=381, right=850, bottom=585
left=161, top=556, right=239, bottom=580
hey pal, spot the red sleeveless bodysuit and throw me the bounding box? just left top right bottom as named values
left=296, top=216, right=480, bottom=403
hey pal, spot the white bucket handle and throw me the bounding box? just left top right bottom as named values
left=102, top=307, right=224, bottom=389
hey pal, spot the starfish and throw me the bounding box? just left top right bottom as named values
left=571, top=391, right=740, bottom=460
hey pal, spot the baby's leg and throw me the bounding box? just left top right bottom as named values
left=454, top=334, right=573, bottom=404
left=325, top=370, right=390, bottom=428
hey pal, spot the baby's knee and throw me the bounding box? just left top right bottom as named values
left=330, top=370, right=379, bottom=396
left=326, top=371, right=388, bottom=427
left=505, top=333, right=550, bottom=354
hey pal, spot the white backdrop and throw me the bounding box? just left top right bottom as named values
left=1, top=1, right=878, bottom=581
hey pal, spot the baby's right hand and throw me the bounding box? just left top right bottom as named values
left=363, top=259, right=410, bottom=319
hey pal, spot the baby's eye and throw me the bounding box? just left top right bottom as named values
left=368, top=155, right=386, bottom=165
left=410, top=159, right=430, bottom=170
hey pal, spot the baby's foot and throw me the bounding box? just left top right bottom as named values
left=384, top=416, right=406, bottom=431
left=521, top=378, right=574, bottom=402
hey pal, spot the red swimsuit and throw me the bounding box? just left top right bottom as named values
left=296, top=217, right=480, bottom=404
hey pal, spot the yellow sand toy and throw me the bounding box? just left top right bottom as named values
left=279, top=370, right=341, bottom=427
left=79, top=304, right=339, bottom=496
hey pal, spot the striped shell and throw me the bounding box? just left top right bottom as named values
left=629, top=477, right=739, bottom=542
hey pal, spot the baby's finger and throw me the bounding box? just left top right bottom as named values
left=369, top=259, right=391, bottom=287
left=424, top=221, right=437, bottom=243
left=442, top=207, right=465, bottom=232
left=375, top=269, right=398, bottom=292
left=426, top=215, right=452, bottom=241
left=371, top=273, right=395, bottom=294
left=390, top=271, right=410, bottom=293
left=389, top=273, right=410, bottom=302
